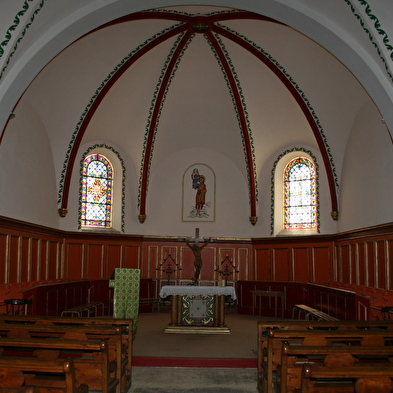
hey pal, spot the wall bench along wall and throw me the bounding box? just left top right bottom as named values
left=236, top=281, right=371, bottom=320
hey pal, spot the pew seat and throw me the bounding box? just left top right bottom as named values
left=292, top=304, right=339, bottom=321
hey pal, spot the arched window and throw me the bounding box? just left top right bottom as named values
left=283, top=157, right=317, bottom=230
left=81, top=154, right=113, bottom=228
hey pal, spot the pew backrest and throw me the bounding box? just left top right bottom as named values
left=0, top=337, right=115, bottom=393
left=0, top=357, right=85, bottom=393
left=262, top=328, right=393, bottom=393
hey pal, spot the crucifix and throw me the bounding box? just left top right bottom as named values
left=183, top=228, right=211, bottom=285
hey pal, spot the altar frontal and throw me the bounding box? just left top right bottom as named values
left=159, top=285, right=236, bottom=334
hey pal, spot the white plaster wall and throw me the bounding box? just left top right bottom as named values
left=339, top=99, right=393, bottom=231
left=130, top=147, right=256, bottom=238
left=0, top=100, right=59, bottom=227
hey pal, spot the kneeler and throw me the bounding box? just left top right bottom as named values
left=109, top=268, right=140, bottom=335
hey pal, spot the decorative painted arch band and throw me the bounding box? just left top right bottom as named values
left=57, top=10, right=338, bottom=224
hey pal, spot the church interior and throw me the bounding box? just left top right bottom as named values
left=1, top=0, right=393, bottom=391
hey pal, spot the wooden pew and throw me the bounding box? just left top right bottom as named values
left=279, top=342, right=393, bottom=392
left=257, top=319, right=393, bottom=393
left=0, top=357, right=87, bottom=393
left=301, top=363, right=393, bottom=393
left=0, top=387, right=39, bottom=393
left=260, top=327, right=393, bottom=393
left=0, top=323, right=125, bottom=393
left=0, top=337, right=117, bottom=393
left=0, top=315, right=133, bottom=393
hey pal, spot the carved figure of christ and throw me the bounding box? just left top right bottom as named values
left=184, top=228, right=211, bottom=285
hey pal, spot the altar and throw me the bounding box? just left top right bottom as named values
left=159, top=285, right=237, bottom=334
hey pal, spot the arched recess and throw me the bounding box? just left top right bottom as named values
left=56, top=10, right=338, bottom=224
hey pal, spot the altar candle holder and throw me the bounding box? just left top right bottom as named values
left=156, top=254, right=182, bottom=284
left=214, top=254, right=239, bottom=286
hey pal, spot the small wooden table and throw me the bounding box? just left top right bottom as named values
left=251, top=291, right=285, bottom=318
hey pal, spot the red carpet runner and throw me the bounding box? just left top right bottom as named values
left=133, top=356, right=257, bottom=368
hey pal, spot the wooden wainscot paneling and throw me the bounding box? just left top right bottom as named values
left=366, top=241, right=376, bottom=287
left=255, top=248, right=270, bottom=281
left=199, top=246, right=215, bottom=282
left=106, top=244, right=122, bottom=278
left=292, top=247, right=309, bottom=282
left=376, top=240, right=387, bottom=289
left=145, top=245, right=159, bottom=279
left=253, top=236, right=334, bottom=285
left=66, top=242, right=84, bottom=279
left=180, top=245, right=194, bottom=281
left=124, top=244, right=140, bottom=269
left=350, top=243, right=357, bottom=285
left=238, top=247, right=250, bottom=281
left=0, top=234, right=7, bottom=285
left=311, top=246, right=332, bottom=283
left=48, top=240, right=61, bottom=280
left=357, top=242, right=366, bottom=286
left=32, top=239, right=43, bottom=282
left=388, top=239, right=393, bottom=290
left=86, top=243, right=104, bottom=279
left=8, top=235, right=20, bottom=284
left=20, top=237, right=30, bottom=283
left=273, top=248, right=290, bottom=282
left=39, top=240, right=49, bottom=281
left=338, top=244, right=351, bottom=284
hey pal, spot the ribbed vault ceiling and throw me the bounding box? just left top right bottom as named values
left=14, top=5, right=372, bottom=227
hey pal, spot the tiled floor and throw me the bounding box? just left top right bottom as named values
left=129, top=366, right=258, bottom=392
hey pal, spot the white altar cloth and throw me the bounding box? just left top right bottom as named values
left=159, top=285, right=237, bottom=300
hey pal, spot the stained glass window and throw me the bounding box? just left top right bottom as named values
left=283, top=157, right=317, bottom=230
left=81, top=154, right=113, bottom=228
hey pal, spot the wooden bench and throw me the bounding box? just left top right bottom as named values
left=0, top=315, right=133, bottom=393
left=0, top=323, right=122, bottom=377
left=259, top=324, right=393, bottom=393
left=279, top=342, right=393, bottom=392
left=139, top=297, right=161, bottom=313
left=257, top=319, right=393, bottom=393
left=292, top=304, right=339, bottom=321
left=0, top=358, right=86, bottom=393
left=61, top=301, right=104, bottom=317
left=301, top=363, right=393, bottom=393
left=0, top=315, right=134, bottom=392
left=0, top=337, right=115, bottom=393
